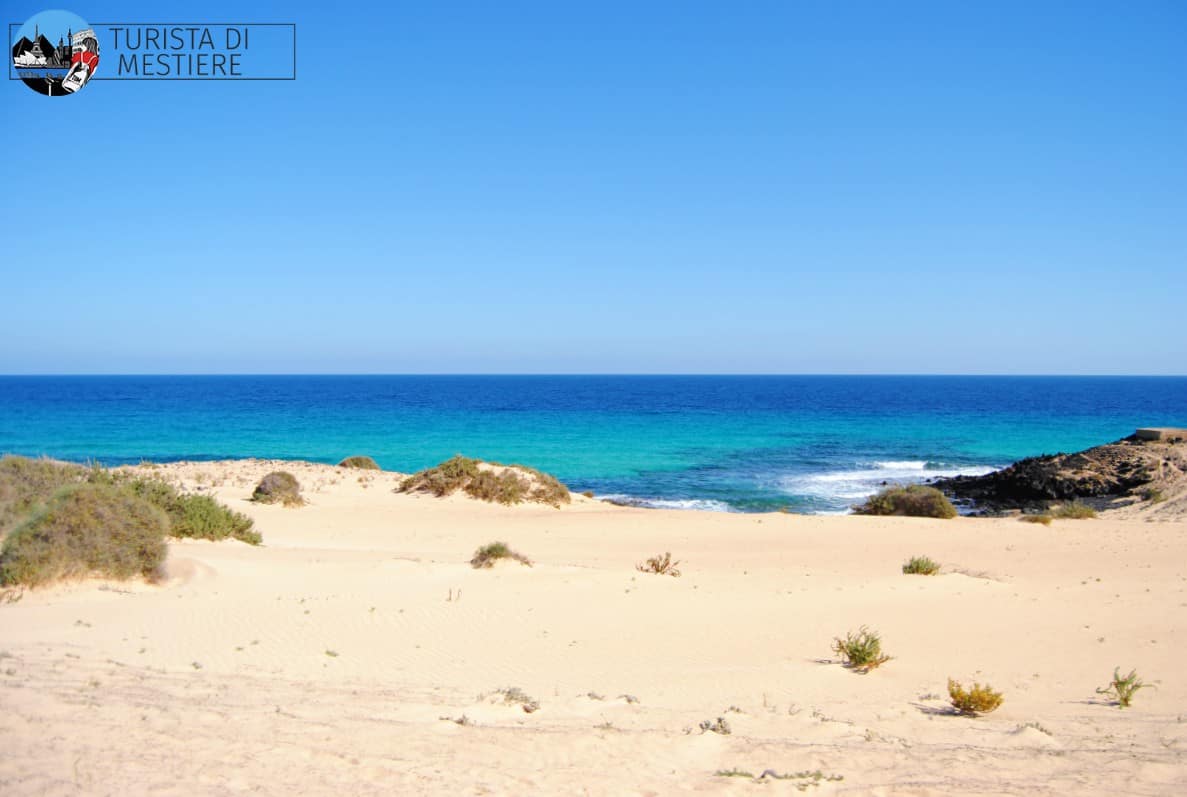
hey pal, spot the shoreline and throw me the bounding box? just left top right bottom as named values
left=2, top=457, right=1185, bottom=793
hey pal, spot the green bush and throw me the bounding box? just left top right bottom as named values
left=1019, top=514, right=1052, bottom=525
left=338, top=456, right=380, bottom=470
left=0, top=456, right=89, bottom=536
left=124, top=477, right=260, bottom=544
left=470, top=541, right=532, bottom=569
left=171, top=494, right=260, bottom=544
left=902, top=555, right=940, bottom=575
left=400, top=455, right=479, bottom=496
left=0, top=484, right=168, bottom=587
left=465, top=469, right=529, bottom=504
left=252, top=471, right=303, bottom=506
left=853, top=485, right=957, bottom=519
left=1053, top=501, right=1096, bottom=519
left=400, top=456, right=570, bottom=506
left=831, top=626, right=891, bottom=672
left=948, top=678, right=1003, bottom=715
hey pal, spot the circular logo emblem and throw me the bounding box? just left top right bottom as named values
left=11, top=10, right=98, bottom=97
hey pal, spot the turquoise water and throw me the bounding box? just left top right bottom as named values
left=1, top=376, right=1184, bottom=513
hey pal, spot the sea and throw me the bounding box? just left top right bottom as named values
left=1, top=376, right=1184, bottom=514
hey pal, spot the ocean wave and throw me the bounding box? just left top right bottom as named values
left=596, top=494, right=736, bottom=513
left=777, top=461, right=998, bottom=504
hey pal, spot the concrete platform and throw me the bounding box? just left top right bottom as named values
left=1135, top=427, right=1187, bottom=441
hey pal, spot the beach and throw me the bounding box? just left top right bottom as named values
left=2, top=459, right=1184, bottom=795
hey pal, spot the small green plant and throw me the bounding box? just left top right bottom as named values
left=853, top=485, right=957, bottom=519
left=636, top=551, right=681, bottom=577
left=1096, top=667, right=1153, bottom=708
left=948, top=678, right=1004, bottom=715
left=580, top=490, right=595, bottom=499
left=1141, top=487, right=1165, bottom=503
left=1020, top=514, right=1052, bottom=525
left=251, top=471, right=303, bottom=506
left=699, top=716, right=731, bottom=735
left=0, top=484, right=168, bottom=587
left=337, top=455, right=380, bottom=470
left=470, top=541, right=532, bottom=569
left=902, top=555, right=940, bottom=575
left=831, top=626, right=891, bottom=672
left=1053, top=501, right=1096, bottom=519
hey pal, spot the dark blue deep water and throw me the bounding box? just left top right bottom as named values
left=1, top=376, right=1184, bottom=513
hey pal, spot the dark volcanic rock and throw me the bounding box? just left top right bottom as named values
left=933, top=433, right=1181, bottom=512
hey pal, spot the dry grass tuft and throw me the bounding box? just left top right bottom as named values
left=1053, top=501, right=1096, bottom=519
left=399, top=455, right=570, bottom=506
left=636, top=551, right=681, bottom=577
left=902, top=555, right=940, bottom=575
left=948, top=678, right=1004, bottom=715
left=470, top=541, right=532, bottom=569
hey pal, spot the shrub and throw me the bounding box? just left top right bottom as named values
left=1053, top=501, right=1095, bottom=519
left=470, top=541, right=532, bottom=569
left=252, top=471, right=303, bottom=506
left=581, top=490, right=595, bottom=499
left=948, top=678, right=1003, bottom=715
left=1096, top=667, right=1153, bottom=708
left=699, top=717, right=731, bottom=735
left=902, top=555, right=940, bottom=575
left=488, top=686, right=539, bottom=713
left=1141, top=487, right=1165, bottom=503
left=0, top=484, right=168, bottom=587
left=400, top=455, right=480, bottom=496
left=853, top=485, right=957, bottom=519
left=636, top=551, right=681, bottom=577
left=122, top=477, right=260, bottom=544
left=510, top=464, right=571, bottom=506
left=0, top=456, right=89, bottom=536
left=465, top=469, right=529, bottom=505
left=338, top=456, right=380, bottom=470
left=831, top=626, right=891, bottom=672
left=400, top=455, right=570, bottom=506
left=1020, top=514, right=1052, bottom=525
left=171, top=494, right=260, bottom=544
left=1, top=458, right=260, bottom=551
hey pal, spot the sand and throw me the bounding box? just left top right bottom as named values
left=1, top=459, right=1185, bottom=795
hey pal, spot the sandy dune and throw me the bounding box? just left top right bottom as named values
left=2, top=460, right=1185, bottom=795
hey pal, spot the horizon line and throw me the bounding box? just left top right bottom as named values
left=1, top=373, right=1185, bottom=379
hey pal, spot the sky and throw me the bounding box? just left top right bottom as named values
left=1, top=0, right=1184, bottom=374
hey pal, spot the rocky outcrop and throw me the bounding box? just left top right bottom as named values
left=932, top=432, right=1187, bottom=513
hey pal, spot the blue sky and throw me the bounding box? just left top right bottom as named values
left=2, top=0, right=1184, bottom=374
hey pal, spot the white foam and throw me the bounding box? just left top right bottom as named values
left=597, top=494, right=735, bottom=513
left=777, top=461, right=997, bottom=506
left=874, top=460, right=928, bottom=470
